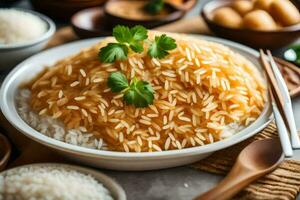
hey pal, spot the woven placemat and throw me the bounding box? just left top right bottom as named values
left=193, top=123, right=300, bottom=200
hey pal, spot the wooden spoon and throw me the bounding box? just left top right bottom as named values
left=194, top=139, right=284, bottom=200
left=0, top=133, right=12, bottom=171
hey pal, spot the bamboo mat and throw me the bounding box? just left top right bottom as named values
left=1, top=16, right=300, bottom=200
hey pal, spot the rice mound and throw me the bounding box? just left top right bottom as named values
left=0, top=9, right=47, bottom=45
left=0, top=165, right=113, bottom=200
left=18, top=32, right=267, bottom=152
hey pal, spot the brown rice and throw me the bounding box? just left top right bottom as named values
left=17, top=32, right=267, bottom=152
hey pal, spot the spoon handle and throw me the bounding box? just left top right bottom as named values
left=194, top=164, right=259, bottom=200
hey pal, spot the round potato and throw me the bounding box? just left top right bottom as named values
left=254, top=0, right=273, bottom=11
left=269, top=0, right=300, bottom=26
left=243, top=10, right=277, bottom=31
left=212, top=7, right=243, bottom=28
left=232, top=0, right=254, bottom=16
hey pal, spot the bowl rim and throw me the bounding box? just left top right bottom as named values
left=201, top=0, right=300, bottom=34
left=0, top=163, right=127, bottom=200
left=0, top=36, right=272, bottom=159
left=0, top=8, right=56, bottom=51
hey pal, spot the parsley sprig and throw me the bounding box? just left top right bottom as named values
left=144, top=0, right=164, bottom=15
left=107, top=72, right=154, bottom=108
left=148, top=34, right=177, bottom=59
left=113, top=25, right=148, bottom=53
left=99, top=25, right=177, bottom=63
left=99, top=25, right=148, bottom=63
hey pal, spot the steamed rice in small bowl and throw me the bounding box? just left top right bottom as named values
left=16, top=31, right=267, bottom=153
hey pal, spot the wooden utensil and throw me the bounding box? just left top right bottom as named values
left=269, top=88, right=293, bottom=157
left=0, top=133, right=12, bottom=171
left=194, top=139, right=284, bottom=200
left=261, top=50, right=300, bottom=149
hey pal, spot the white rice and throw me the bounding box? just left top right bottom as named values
left=17, top=89, right=242, bottom=150
left=16, top=89, right=108, bottom=150
left=220, top=123, right=244, bottom=139
left=0, top=9, right=47, bottom=45
left=0, top=165, right=113, bottom=200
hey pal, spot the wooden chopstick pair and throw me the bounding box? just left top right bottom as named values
left=260, top=49, right=300, bottom=157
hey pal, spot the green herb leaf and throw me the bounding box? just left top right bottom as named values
left=129, top=42, right=144, bottom=53
left=129, top=25, right=148, bottom=53
left=113, top=25, right=132, bottom=44
left=144, top=0, right=164, bottom=15
left=124, top=78, right=154, bottom=108
left=130, top=25, right=148, bottom=41
left=99, top=25, right=178, bottom=63
left=99, top=43, right=128, bottom=63
left=148, top=34, right=177, bottom=59
left=107, top=72, right=154, bottom=108
left=107, top=71, right=129, bottom=92
left=112, top=25, right=148, bottom=53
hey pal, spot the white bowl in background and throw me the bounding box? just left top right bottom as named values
left=0, top=163, right=126, bottom=200
left=0, top=36, right=272, bottom=171
left=0, top=9, right=56, bottom=71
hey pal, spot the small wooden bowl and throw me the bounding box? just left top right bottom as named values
left=71, top=7, right=112, bottom=38
left=30, top=0, right=107, bottom=21
left=0, top=133, right=11, bottom=171
left=104, top=0, right=196, bottom=28
left=201, top=0, right=300, bottom=49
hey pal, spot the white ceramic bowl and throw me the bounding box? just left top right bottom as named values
left=0, top=9, right=56, bottom=71
left=0, top=36, right=272, bottom=171
left=0, top=163, right=126, bottom=200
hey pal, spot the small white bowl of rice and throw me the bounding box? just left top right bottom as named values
left=0, top=163, right=126, bottom=200
left=0, top=32, right=272, bottom=170
left=0, top=9, right=55, bottom=71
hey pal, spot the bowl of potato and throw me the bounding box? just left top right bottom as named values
left=201, top=0, right=300, bottom=49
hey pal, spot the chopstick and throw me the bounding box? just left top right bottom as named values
left=260, top=50, right=294, bottom=156
left=269, top=88, right=293, bottom=157
left=266, top=50, right=300, bottom=148
left=260, top=50, right=284, bottom=110
left=260, top=50, right=287, bottom=122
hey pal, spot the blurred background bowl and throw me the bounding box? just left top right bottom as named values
left=104, top=0, right=196, bottom=28
left=71, top=7, right=111, bottom=38
left=0, top=9, right=55, bottom=71
left=29, top=0, right=107, bottom=21
left=201, top=0, right=300, bottom=49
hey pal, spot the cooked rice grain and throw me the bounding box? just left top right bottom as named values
left=17, top=32, right=267, bottom=152
left=0, top=165, right=112, bottom=200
